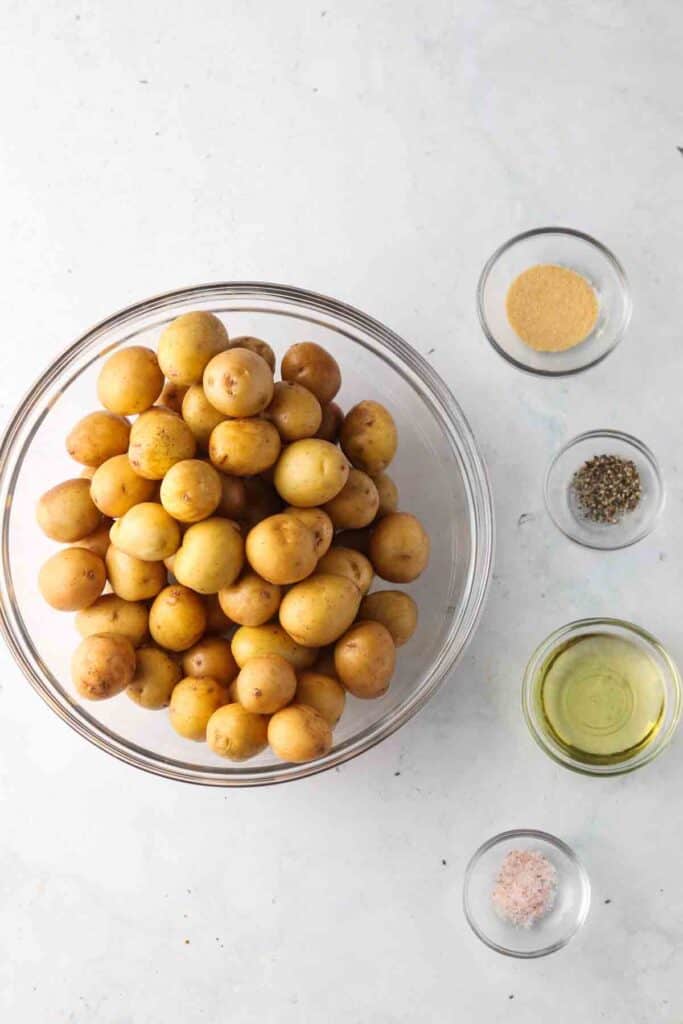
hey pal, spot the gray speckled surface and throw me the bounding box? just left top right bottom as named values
left=1, top=1, right=682, bottom=1020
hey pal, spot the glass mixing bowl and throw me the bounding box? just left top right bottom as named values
left=0, top=283, right=493, bottom=786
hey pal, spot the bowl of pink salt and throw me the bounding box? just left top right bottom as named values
left=463, top=829, right=591, bottom=957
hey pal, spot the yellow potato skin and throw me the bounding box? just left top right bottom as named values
left=359, top=590, right=418, bottom=647
left=71, top=519, right=113, bottom=560
left=268, top=704, right=333, bottom=763
left=203, top=347, right=274, bottom=417
left=90, top=455, right=156, bottom=518
left=227, top=336, right=276, bottom=372
left=208, top=419, right=281, bottom=477
left=265, top=381, right=322, bottom=442
left=159, top=381, right=189, bottom=415
left=128, top=408, right=196, bottom=480
left=66, top=411, right=131, bottom=467
left=206, top=703, right=269, bottom=760
left=181, top=385, right=226, bottom=449
left=245, top=513, right=317, bottom=586
left=109, top=502, right=181, bottom=562
left=283, top=506, right=333, bottom=559
left=97, top=346, right=164, bottom=415
left=182, top=635, right=239, bottom=686
left=340, top=400, right=398, bottom=476
left=158, top=311, right=229, bottom=386
left=72, top=633, right=136, bottom=700
left=105, top=546, right=167, bottom=601
left=159, top=459, right=222, bottom=523
left=36, top=478, right=102, bottom=542
left=369, top=512, right=430, bottom=583
left=315, top=401, right=343, bottom=443
left=317, top=546, right=374, bottom=596
left=234, top=654, right=297, bottom=714
left=322, top=469, right=379, bottom=529
left=231, top=624, right=317, bottom=670
left=170, top=676, right=230, bottom=740
left=373, top=472, right=399, bottom=517
left=273, top=439, right=350, bottom=508
left=149, top=585, right=208, bottom=652
left=127, top=646, right=182, bottom=709
left=334, top=620, right=396, bottom=699
left=295, top=671, right=346, bottom=725
left=173, top=517, right=244, bottom=594
left=218, top=572, right=282, bottom=627
left=39, top=548, right=106, bottom=611
left=75, top=594, right=149, bottom=647
left=279, top=573, right=361, bottom=647
left=281, top=342, right=341, bottom=405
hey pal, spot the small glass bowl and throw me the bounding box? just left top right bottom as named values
left=544, top=429, right=664, bottom=550
left=523, top=618, right=682, bottom=776
left=477, top=227, right=631, bottom=376
left=463, top=829, right=591, bottom=958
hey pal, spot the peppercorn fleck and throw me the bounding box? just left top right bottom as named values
left=571, top=454, right=641, bottom=524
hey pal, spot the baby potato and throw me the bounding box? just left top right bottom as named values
left=281, top=342, right=341, bottom=404
left=71, top=518, right=113, bottom=560
left=203, top=593, right=233, bottom=633
left=323, top=469, right=379, bottom=529
left=159, top=381, right=189, bottom=415
left=268, top=705, right=333, bottom=763
left=218, top=571, right=281, bottom=627
left=373, top=472, right=399, bottom=517
left=149, top=585, right=208, bottom=652
left=158, top=311, right=229, bottom=386
left=340, top=400, right=398, bottom=476
left=97, top=346, right=164, bottom=415
left=359, top=590, right=418, bottom=647
left=369, top=512, right=430, bottom=583
left=207, top=703, right=269, bottom=760
left=127, top=645, right=182, bottom=709
left=72, top=633, right=136, bottom=701
left=315, top=401, right=344, bottom=443
left=227, top=335, right=276, bottom=372
left=39, top=548, right=106, bottom=611
left=76, top=594, right=149, bottom=646
left=312, top=647, right=339, bottom=679
left=273, top=439, right=350, bottom=507
left=245, top=513, right=317, bottom=586
left=295, top=671, right=346, bottom=726
left=173, top=517, right=244, bottom=594
left=110, top=502, right=181, bottom=562
left=105, top=546, right=167, bottom=601
left=234, top=654, right=297, bottom=714
left=231, top=624, right=317, bottom=670
left=283, top=506, right=333, bottom=559
left=170, top=676, right=229, bottom=740
left=203, top=348, right=274, bottom=417
left=160, top=459, right=222, bottom=523
left=265, top=381, right=322, bottom=442
left=90, top=455, right=156, bottom=518
left=209, top=418, right=281, bottom=477
left=182, top=635, right=238, bottom=686
left=333, top=527, right=373, bottom=557
left=279, top=574, right=361, bottom=647
left=181, top=384, right=226, bottom=449
left=317, top=546, right=374, bottom=596
left=216, top=472, right=248, bottom=520
left=36, top=478, right=101, bottom=542
left=66, top=410, right=131, bottom=467
left=128, top=407, right=196, bottom=480
left=334, top=621, right=396, bottom=699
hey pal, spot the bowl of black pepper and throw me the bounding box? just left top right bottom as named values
left=544, top=429, right=664, bottom=549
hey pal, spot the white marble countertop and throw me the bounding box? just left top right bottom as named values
left=1, top=2, right=682, bottom=1021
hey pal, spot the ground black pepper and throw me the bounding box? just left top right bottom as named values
left=571, top=454, right=642, bottom=524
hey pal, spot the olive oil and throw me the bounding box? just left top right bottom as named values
left=537, top=633, right=665, bottom=765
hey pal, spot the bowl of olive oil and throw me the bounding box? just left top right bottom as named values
left=523, top=619, right=681, bottom=775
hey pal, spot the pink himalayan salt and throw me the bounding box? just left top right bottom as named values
left=491, top=849, right=557, bottom=928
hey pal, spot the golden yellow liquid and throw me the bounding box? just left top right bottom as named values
left=538, top=633, right=665, bottom=765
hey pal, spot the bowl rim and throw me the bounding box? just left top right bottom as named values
left=543, top=428, right=665, bottom=550
left=462, top=827, right=591, bottom=958
left=0, top=280, right=494, bottom=786
left=522, top=617, right=682, bottom=776
left=476, top=226, right=632, bottom=378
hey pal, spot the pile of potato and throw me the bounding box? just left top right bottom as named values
left=36, top=312, right=430, bottom=764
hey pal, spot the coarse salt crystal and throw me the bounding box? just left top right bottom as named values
left=491, top=849, right=557, bottom=928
